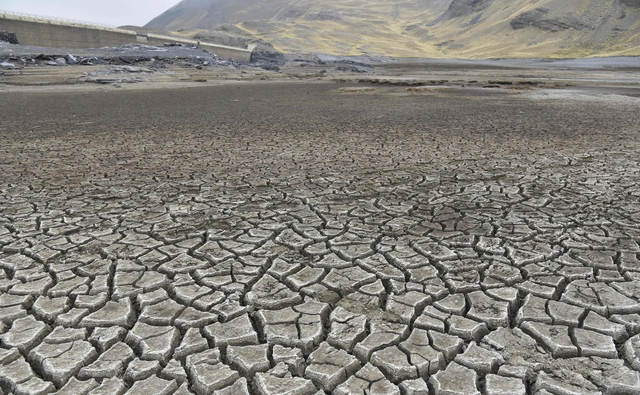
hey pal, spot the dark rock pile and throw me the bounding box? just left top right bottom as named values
left=0, top=31, right=19, bottom=45
left=0, top=42, right=282, bottom=72
left=442, top=0, right=494, bottom=19
left=293, top=55, right=375, bottom=73
left=620, top=0, right=640, bottom=7
left=305, top=10, right=345, bottom=21
left=194, top=30, right=287, bottom=70
left=511, top=8, right=593, bottom=32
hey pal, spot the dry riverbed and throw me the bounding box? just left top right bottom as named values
left=1, top=54, right=640, bottom=395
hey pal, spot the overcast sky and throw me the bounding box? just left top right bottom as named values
left=0, top=0, right=183, bottom=27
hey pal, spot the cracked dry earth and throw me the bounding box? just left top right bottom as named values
left=1, top=82, right=640, bottom=395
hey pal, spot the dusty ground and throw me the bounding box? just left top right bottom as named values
left=1, top=63, right=640, bottom=395
left=2, top=52, right=639, bottom=95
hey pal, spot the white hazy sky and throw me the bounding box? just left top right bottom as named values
left=0, top=0, right=183, bottom=27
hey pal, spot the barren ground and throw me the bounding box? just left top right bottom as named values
left=1, top=64, right=640, bottom=395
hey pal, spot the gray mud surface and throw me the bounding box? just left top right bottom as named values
left=0, top=41, right=219, bottom=59
left=1, top=81, right=640, bottom=395
left=309, top=55, right=640, bottom=71
left=371, top=56, right=640, bottom=72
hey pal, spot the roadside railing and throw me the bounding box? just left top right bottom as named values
left=0, top=9, right=117, bottom=29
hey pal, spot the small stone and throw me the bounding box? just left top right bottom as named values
left=124, top=358, right=161, bottom=383
left=159, top=359, right=188, bottom=385
left=485, top=374, right=526, bottom=395
left=173, top=328, right=209, bottom=360
left=0, top=294, right=30, bottom=324
left=272, top=345, right=306, bottom=377
left=592, top=282, right=640, bottom=314
left=0, top=357, right=36, bottom=393
left=327, top=307, right=367, bottom=352
left=497, top=364, right=532, bottom=380
left=466, top=291, right=510, bottom=329
left=14, top=377, right=55, bottom=395
left=245, top=274, right=303, bottom=309
left=429, top=362, right=480, bottom=395
left=429, top=331, right=464, bottom=362
left=334, top=376, right=372, bottom=395
left=516, top=295, right=552, bottom=325
left=28, top=340, right=98, bottom=387
left=269, top=362, right=293, bottom=378
left=32, top=297, right=70, bottom=323
left=10, top=275, right=54, bottom=296
left=369, top=380, right=401, bottom=395
left=583, top=311, right=628, bottom=342
left=516, top=281, right=557, bottom=299
left=44, top=326, right=86, bottom=344
left=371, top=346, right=418, bottom=381
left=533, top=370, right=601, bottom=395
left=212, top=377, right=250, bottom=395
left=547, top=300, right=585, bottom=327
left=352, top=362, right=386, bottom=382
left=447, top=315, right=489, bottom=341
left=589, top=357, right=640, bottom=394
left=305, top=342, right=360, bottom=391
left=573, top=328, right=617, bottom=358
left=158, top=254, right=209, bottom=275
left=78, top=342, right=135, bottom=379
left=399, top=328, right=446, bottom=375
left=454, top=342, right=504, bottom=374
left=137, top=289, right=169, bottom=309
left=138, top=299, right=185, bottom=326
left=75, top=293, right=109, bottom=310
left=254, top=372, right=318, bottom=395
left=521, top=322, right=578, bottom=358
left=126, top=323, right=180, bottom=362
left=88, top=326, right=127, bottom=353
left=624, top=334, right=640, bottom=371
left=414, top=311, right=446, bottom=332
left=227, top=344, right=270, bottom=377
left=399, top=378, right=429, bottom=395
left=123, top=375, right=178, bottom=395
left=174, top=306, right=218, bottom=329
left=334, top=363, right=390, bottom=395
left=87, top=377, right=127, bottom=395
left=173, top=383, right=196, bottom=395
left=0, top=348, right=21, bottom=365
left=611, top=313, right=640, bottom=336
left=81, top=299, right=134, bottom=328
left=287, top=266, right=325, bottom=291
left=204, top=314, right=258, bottom=347
left=211, top=299, right=248, bottom=322
left=1, top=316, right=49, bottom=353
left=353, top=322, right=407, bottom=362
left=54, top=377, right=99, bottom=394
left=384, top=292, right=431, bottom=324
left=55, top=308, right=89, bottom=327
left=186, top=350, right=240, bottom=394
left=434, top=294, right=466, bottom=315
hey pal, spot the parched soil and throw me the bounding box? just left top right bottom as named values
left=1, top=82, right=640, bottom=394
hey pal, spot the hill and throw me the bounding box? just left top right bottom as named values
left=145, top=0, right=640, bottom=58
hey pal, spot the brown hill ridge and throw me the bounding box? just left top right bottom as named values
left=145, top=0, right=640, bottom=58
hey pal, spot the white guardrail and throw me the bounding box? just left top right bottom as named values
left=0, top=9, right=118, bottom=29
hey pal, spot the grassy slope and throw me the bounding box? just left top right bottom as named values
left=146, top=0, right=640, bottom=58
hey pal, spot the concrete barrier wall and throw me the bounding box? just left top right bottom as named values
left=0, top=13, right=253, bottom=62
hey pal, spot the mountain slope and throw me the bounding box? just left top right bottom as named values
left=145, top=0, right=640, bottom=58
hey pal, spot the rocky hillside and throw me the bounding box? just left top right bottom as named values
left=145, top=0, right=640, bottom=58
